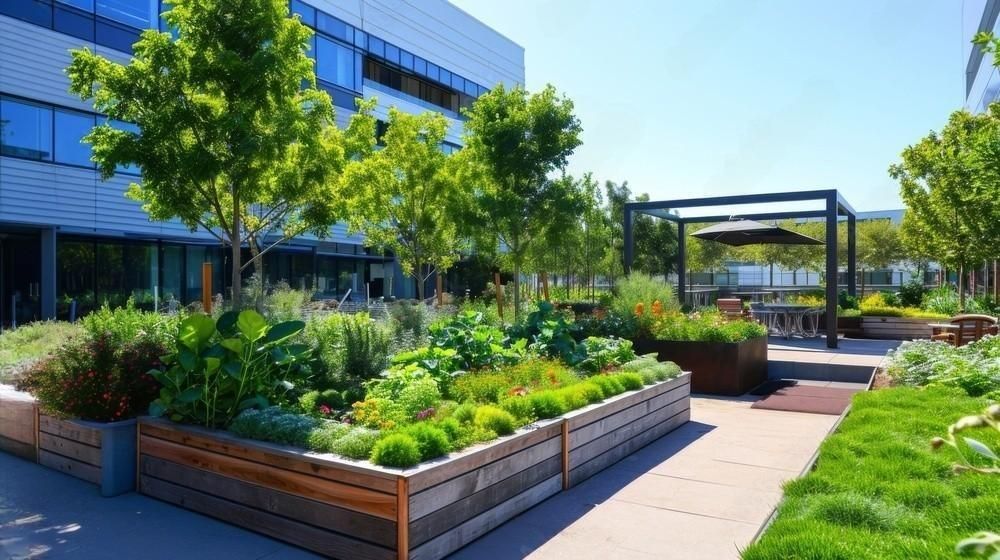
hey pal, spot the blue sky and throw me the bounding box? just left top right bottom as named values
left=450, top=0, right=967, bottom=214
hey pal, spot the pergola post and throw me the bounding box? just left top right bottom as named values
left=847, top=214, right=857, bottom=297
left=677, top=221, right=686, bottom=305
left=623, top=206, right=634, bottom=275
left=825, top=194, right=839, bottom=349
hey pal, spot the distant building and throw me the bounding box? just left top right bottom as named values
left=0, top=0, right=524, bottom=325
left=965, top=0, right=1000, bottom=113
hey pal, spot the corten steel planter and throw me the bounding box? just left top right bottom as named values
left=37, top=415, right=137, bottom=497
left=136, top=374, right=691, bottom=560
left=632, top=336, right=767, bottom=395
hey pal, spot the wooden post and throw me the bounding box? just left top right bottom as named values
left=541, top=271, right=550, bottom=302
left=436, top=274, right=443, bottom=307
left=136, top=420, right=142, bottom=492
left=561, top=420, right=570, bottom=490
left=494, top=272, right=504, bottom=322
left=33, top=402, right=39, bottom=463
left=397, top=476, right=409, bottom=560
left=202, top=262, right=213, bottom=313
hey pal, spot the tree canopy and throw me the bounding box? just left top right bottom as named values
left=66, top=0, right=375, bottom=307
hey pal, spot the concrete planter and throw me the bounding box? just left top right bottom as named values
left=38, top=415, right=137, bottom=497
left=137, top=374, right=692, bottom=560
left=632, top=336, right=768, bottom=395
left=860, top=316, right=934, bottom=340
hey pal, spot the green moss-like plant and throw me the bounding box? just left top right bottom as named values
left=615, top=372, right=645, bottom=391
left=329, top=427, right=380, bottom=460
left=305, top=422, right=351, bottom=451
left=556, top=385, right=590, bottom=410
left=452, top=403, right=477, bottom=424
left=474, top=405, right=517, bottom=436
left=590, top=375, right=626, bottom=397
left=499, top=396, right=535, bottom=422
left=529, top=391, right=567, bottom=419
left=577, top=381, right=605, bottom=403
left=403, top=423, right=451, bottom=461
left=371, top=433, right=422, bottom=467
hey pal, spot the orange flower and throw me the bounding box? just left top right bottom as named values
left=651, top=300, right=663, bottom=317
left=634, top=302, right=645, bottom=316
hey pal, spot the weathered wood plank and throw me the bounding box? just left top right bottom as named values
left=0, top=395, right=36, bottom=445
left=139, top=420, right=397, bottom=494
left=0, top=434, right=35, bottom=461
left=141, top=435, right=397, bottom=520
left=408, top=436, right=561, bottom=521
left=569, top=398, right=690, bottom=467
left=39, top=432, right=102, bottom=467
left=398, top=477, right=409, bottom=560
left=409, top=454, right=562, bottom=547
left=565, top=374, right=690, bottom=431
left=409, top=475, right=562, bottom=560
left=141, top=475, right=395, bottom=560
left=141, top=455, right=396, bottom=547
left=569, top=384, right=690, bottom=450
left=39, top=415, right=101, bottom=447
left=406, top=421, right=563, bottom=494
left=569, top=407, right=691, bottom=487
left=38, top=449, right=101, bottom=484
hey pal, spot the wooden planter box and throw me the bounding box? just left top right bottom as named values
left=38, top=415, right=138, bottom=497
left=860, top=316, right=933, bottom=340
left=632, top=336, right=767, bottom=395
left=0, top=385, right=37, bottom=461
left=137, top=374, right=691, bottom=560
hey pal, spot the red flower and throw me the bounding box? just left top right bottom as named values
left=318, top=404, right=332, bottom=416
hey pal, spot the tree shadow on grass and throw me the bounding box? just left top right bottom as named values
left=448, top=420, right=716, bottom=559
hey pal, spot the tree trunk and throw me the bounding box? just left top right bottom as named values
left=958, top=264, right=966, bottom=311
left=513, top=260, right=522, bottom=320
left=230, top=200, right=242, bottom=310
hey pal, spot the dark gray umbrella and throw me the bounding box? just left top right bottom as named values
left=690, top=219, right=823, bottom=246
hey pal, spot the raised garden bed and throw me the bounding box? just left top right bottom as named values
left=632, top=336, right=767, bottom=395
left=860, top=316, right=933, bottom=340
left=37, top=414, right=137, bottom=496
left=137, top=373, right=691, bottom=560
left=0, top=385, right=37, bottom=461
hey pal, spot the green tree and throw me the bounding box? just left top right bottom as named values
left=343, top=108, right=464, bottom=301
left=66, top=0, right=375, bottom=308
left=856, top=219, right=903, bottom=296
left=461, top=84, right=583, bottom=317
left=889, top=106, right=1000, bottom=308
left=606, top=181, right=678, bottom=283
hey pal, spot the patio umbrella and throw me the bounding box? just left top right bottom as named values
left=690, top=219, right=823, bottom=246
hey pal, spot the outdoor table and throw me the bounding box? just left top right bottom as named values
left=687, top=287, right=719, bottom=308
left=766, top=287, right=803, bottom=303
left=731, top=291, right=774, bottom=303
left=757, top=304, right=823, bottom=338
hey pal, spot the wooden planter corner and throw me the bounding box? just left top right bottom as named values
left=37, top=415, right=138, bottom=497
left=137, top=373, right=692, bottom=560
left=0, top=386, right=38, bottom=461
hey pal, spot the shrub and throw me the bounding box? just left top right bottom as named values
left=651, top=310, right=767, bottom=342
left=452, top=372, right=511, bottom=403
left=81, top=300, right=177, bottom=348
left=397, top=378, right=442, bottom=419
left=436, top=417, right=463, bottom=443
left=506, top=359, right=579, bottom=389
left=298, top=389, right=345, bottom=417
left=921, top=285, right=960, bottom=316
left=305, top=421, right=351, bottom=451
left=329, top=427, right=379, bottom=459
left=340, top=313, right=392, bottom=386
left=615, top=372, right=645, bottom=391
left=451, top=403, right=477, bottom=424
left=898, top=280, right=926, bottom=308
left=389, top=301, right=438, bottom=350
left=555, top=385, right=590, bottom=410
left=352, top=398, right=407, bottom=430
left=885, top=337, right=1000, bottom=397
left=24, top=332, right=165, bottom=422
left=590, top=374, right=626, bottom=397
left=228, top=407, right=318, bottom=447
left=265, top=286, right=308, bottom=322
left=576, top=381, right=605, bottom=403
left=474, top=405, right=516, bottom=436
left=528, top=391, right=567, bottom=419
left=403, top=423, right=451, bottom=460
left=499, top=396, right=535, bottom=422
left=838, top=289, right=859, bottom=310
left=0, top=321, right=81, bottom=382
left=611, top=273, right=679, bottom=335
left=371, top=433, right=422, bottom=467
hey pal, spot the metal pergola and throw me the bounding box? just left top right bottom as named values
left=623, top=189, right=857, bottom=349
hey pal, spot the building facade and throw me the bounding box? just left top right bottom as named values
left=0, top=0, right=524, bottom=326
left=965, top=0, right=1000, bottom=114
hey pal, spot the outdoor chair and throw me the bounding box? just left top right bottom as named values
left=749, top=302, right=778, bottom=334
left=930, top=314, right=999, bottom=347
left=717, top=298, right=746, bottom=320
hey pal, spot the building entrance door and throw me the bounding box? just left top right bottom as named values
left=0, top=232, right=41, bottom=329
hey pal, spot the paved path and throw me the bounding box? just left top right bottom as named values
left=451, top=396, right=839, bottom=559
left=1, top=397, right=838, bottom=560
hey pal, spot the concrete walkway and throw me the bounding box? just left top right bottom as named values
left=451, top=396, right=840, bottom=559
left=1, top=397, right=839, bottom=560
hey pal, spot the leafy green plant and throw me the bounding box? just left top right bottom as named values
left=527, top=391, right=567, bottom=419
left=576, top=337, right=636, bottom=374
left=298, top=389, right=344, bottom=417
left=264, top=285, right=308, bottom=322
left=885, top=336, right=1000, bottom=397
left=390, top=346, right=460, bottom=396
left=371, top=433, right=422, bottom=467
left=149, top=310, right=311, bottom=428
left=81, top=300, right=178, bottom=347
left=898, top=279, right=927, bottom=308
left=508, top=301, right=584, bottom=364
left=610, top=273, right=678, bottom=335
left=429, top=310, right=524, bottom=370
left=474, top=405, right=516, bottom=436
left=651, top=310, right=767, bottom=343
left=922, top=285, right=961, bottom=316
left=339, top=313, right=392, bottom=388
left=328, top=427, right=379, bottom=459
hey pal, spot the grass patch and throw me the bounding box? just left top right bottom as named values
left=742, top=386, right=1000, bottom=560
left=0, top=321, right=80, bottom=381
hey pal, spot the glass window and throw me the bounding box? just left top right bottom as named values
left=400, top=51, right=413, bottom=71
left=54, top=3, right=95, bottom=41
left=96, top=19, right=140, bottom=52
left=425, top=61, right=439, bottom=82
left=414, top=57, right=427, bottom=76
left=384, top=43, right=399, bottom=65
left=161, top=244, right=184, bottom=305
left=478, top=84, right=489, bottom=97
left=353, top=29, right=367, bottom=49
left=1, top=98, right=53, bottom=161
left=0, top=0, right=52, bottom=27
left=96, top=0, right=151, bottom=28
left=123, top=243, right=158, bottom=310
left=316, top=36, right=355, bottom=91
left=464, top=80, right=478, bottom=96
left=54, top=110, right=95, bottom=167
left=317, top=12, right=351, bottom=43
left=368, top=36, right=384, bottom=58
left=57, top=239, right=95, bottom=320
left=59, top=0, right=95, bottom=10
left=439, top=68, right=451, bottom=87
left=451, top=73, right=464, bottom=92
left=185, top=246, right=222, bottom=304
left=290, top=0, right=315, bottom=26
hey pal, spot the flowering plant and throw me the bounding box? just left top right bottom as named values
left=24, top=332, right=165, bottom=422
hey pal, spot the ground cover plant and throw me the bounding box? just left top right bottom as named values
left=858, top=292, right=949, bottom=319
left=885, top=336, right=1000, bottom=398
left=741, top=386, right=1000, bottom=560
left=0, top=321, right=81, bottom=383
left=650, top=309, right=767, bottom=343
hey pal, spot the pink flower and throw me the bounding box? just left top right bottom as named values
left=318, top=404, right=332, bottom=416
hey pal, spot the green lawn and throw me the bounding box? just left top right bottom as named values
left=742, top=386, right=1000, bottom=560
